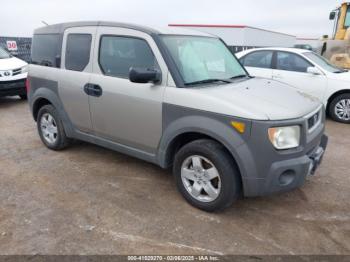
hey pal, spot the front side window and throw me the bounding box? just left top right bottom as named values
left=241, top=51, right=273, bottom=69
left=31, top=34, right=61, bottom=67
left=304, top=52, right=344, bottom=73
left=99, top=36, right=158, bottom=78
left=276, top=52, right=312, bottom=73
left=0, top=47, right=11, bottom=59
left=65, top=34, right=92, bottom=71
left=161, top=36, right=247, bottom=85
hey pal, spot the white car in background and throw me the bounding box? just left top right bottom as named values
left=0, top=47, right=28, bottom=99
left=236, top=47, right=350, bottom=123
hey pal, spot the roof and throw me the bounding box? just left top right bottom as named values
left=236, top=47, right=312, bottom=57
left=168, top=24, right=296, bottom=37
left=34, top=21, right=212, bottom=37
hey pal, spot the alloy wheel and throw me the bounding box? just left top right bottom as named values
left=181, top=155, right=221, bottom=203
left=40, top=113, right=58, bottom=144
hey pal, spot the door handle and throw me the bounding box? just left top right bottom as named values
left=84, top=83, right=103, bottom=97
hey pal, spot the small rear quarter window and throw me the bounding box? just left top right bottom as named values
left=31, top=34, right=61, bottom=68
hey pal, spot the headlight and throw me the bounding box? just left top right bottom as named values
left=268, top=126, right=300, bottom=150
left=21, top=65, right=28, bottom=73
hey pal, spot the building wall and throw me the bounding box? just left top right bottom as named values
left=168, top=24, right=296, bottom=51
left=244, top=27, right=296, bottom=47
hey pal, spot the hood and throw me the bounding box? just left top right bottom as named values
left=0, top=56, right=27, bottom=70
left=327, top=71, right=350, bottom=81
left=164, top=77, right=321, bottom=121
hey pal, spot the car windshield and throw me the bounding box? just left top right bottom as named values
left=0, top=47, right=11, bottom=59
left=160, top=35, right=247, bottom=86
left=304, top=52, right=346, bottom=73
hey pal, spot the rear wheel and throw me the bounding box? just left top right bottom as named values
left=173, top=139, right=241, bottom=212
left=37, top=105, right=70, bottom=150
left=329, top=93, right=350, bottom=124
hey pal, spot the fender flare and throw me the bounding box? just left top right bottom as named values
left=157, top=115, right=257, bottom=182
left=31, top=87, right=75, bottom=137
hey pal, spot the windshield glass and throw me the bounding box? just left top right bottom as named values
left=304, top=52, right=344, bottom=73
left=161, top=35, right=247, bottom=85
left=0, top=47, right=11, bottom=59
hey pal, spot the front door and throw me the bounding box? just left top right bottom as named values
left=88, top=26, right=167, bottom=154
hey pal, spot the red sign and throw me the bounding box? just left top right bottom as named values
left=6, top=41, right=18, bottom=51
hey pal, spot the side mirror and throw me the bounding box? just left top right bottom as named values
left=307, top=67, right=322, bottom=75
left=329, top=11, right=336, bottom=20
left=129, top=67, right=161, bottom=84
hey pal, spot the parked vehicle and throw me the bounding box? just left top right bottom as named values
left=237, top=47, right=350, bottom=123
left=28, top=22, right=327, bottom=211
left=294, top=44, right=313, bottom=51
left=0, top=47, right=28, bottom=99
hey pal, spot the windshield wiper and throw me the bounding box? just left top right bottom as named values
left=184, top=78, right=232, bottom=86
left=230, top=74, right=248, bottom=79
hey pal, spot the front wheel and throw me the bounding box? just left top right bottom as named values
left=173, top=139, right=241, bottom=212
left=329, top=94, right=350, bottom=124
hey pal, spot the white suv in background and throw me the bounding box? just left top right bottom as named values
left=236, top=48, right=350, bottom=123
left=0, top=47, right=28, bottom=99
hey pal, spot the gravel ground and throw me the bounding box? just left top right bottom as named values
left=0, top=97, right=349, bottom=255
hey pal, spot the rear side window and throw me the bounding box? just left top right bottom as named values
left=65, top=34, right=92, bottom=71
left=31, top=34, right=61, bottom=67
left=276, top=52, right=312, bottom=73
left=99, top=36, right=158, bottom=78
left=241, top=51, right=273, bottom=69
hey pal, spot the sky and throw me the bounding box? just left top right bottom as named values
left=0, top=0, right=344, bottom=38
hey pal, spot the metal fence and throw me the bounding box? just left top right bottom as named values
left=0, top=36, right=32, bottom=63
left=227, top=46, right=259, bottom=54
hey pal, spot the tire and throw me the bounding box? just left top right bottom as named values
left=173, top=139, right=241, bottom=212
left=37, top=104, right=70, bottom=150
left=329, top=93, right=350, bottom=124
left=19, top=94, right=27, bottom=100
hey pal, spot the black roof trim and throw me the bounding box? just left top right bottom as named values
left=34, top=21, right=160, bottom=35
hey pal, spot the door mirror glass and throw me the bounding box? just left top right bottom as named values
left=307, top=67, right=322, bottom=75
left=129, top=67, right=161, bottom=84
left=329, top=11, right=336, bottom=20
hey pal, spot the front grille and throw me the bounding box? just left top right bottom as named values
left=307, top=110, right=321, bottom=132
left=12, top=68, right=22, bottom=76
left=0, top=79, right=26, bottom=85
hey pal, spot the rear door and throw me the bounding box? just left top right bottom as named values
left=58, top=26, right=96, bottom=133
left=239, top=50, right=273, bottom=78
left=272, top=51, right=327, bottom=100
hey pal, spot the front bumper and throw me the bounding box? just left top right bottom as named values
left=238, top=107, right=328, bottom=197
left=255, top=134, right=328, bottom=196
left=0, top=79, right=26, bottom=97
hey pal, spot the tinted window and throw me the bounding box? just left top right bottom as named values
left=276, top=52, right=312, bottom=73
left=99, top=36, right=158, bottom=78
left=31, top=34, right=61, bottom=67
left=65, top=34, right=92, bottom=71
left=241, top=51, right=273, bottom=69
